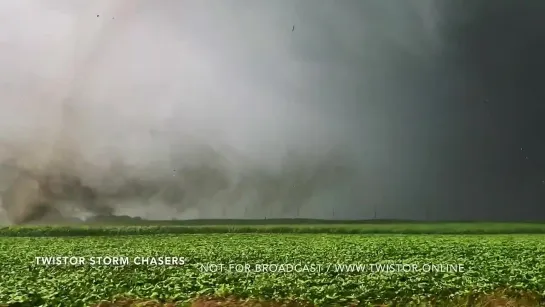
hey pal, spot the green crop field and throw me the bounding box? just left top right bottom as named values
left=1, top=224, right=545, bottom=306
left=3, top=221, right=545, bottom=236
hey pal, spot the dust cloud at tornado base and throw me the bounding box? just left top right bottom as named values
left=0, top=1, right=543, bottom=224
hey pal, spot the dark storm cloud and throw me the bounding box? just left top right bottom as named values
left=0, top=0, right=543, bottom=223
left=433, top=0, right=545, bottom=220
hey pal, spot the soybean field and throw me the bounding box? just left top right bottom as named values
left=1, top=224, right=545, bottom=306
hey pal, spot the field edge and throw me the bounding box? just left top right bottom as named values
left=2, top=221, right=545, bottom=236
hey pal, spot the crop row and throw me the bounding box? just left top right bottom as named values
left=3, top=222, right=545, bottom=236
left=1, top=234, right=544, bottom=306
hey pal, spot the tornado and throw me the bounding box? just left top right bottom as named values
left=0, top=0, right=544, bottom=224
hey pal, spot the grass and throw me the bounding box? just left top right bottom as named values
left=2, top=220, right=545, bottom=236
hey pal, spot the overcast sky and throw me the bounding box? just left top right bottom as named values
left=0, top=0, right=544, bottom=221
